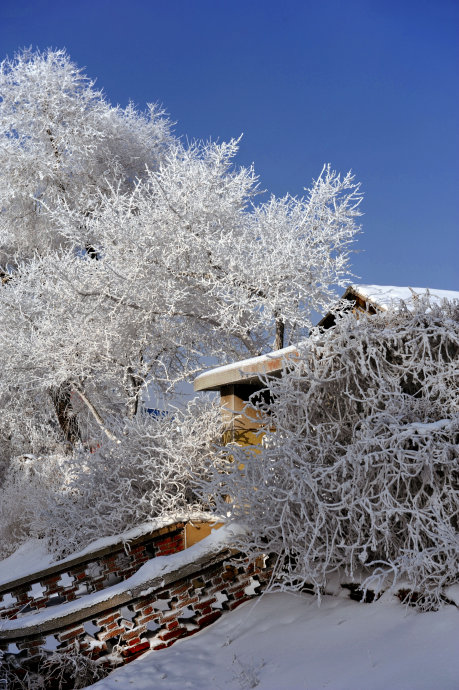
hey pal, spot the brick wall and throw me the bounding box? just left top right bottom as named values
left=0, top=522, right=271, bottom=679
left=0, top=523, right=185, bottom=621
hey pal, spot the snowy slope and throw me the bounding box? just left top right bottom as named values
left=89, top=591, right=459, bottom=690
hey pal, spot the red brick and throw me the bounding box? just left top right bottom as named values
left=140, top=606, right=158, bottom=616
left=106, top=564, right=120, bottom=573
left=177, top=596, right=198, bottom=608
left=151, top=642, right=167, bottom=651
left=98, top=627, right=124, bottom=641
left=227, top=597, right=250, bottom=610
left=58, top=626, right=84, bottom=641
left=138, top=604, right=153, bottom=615
left=97, top=613, right=118, bottom=626
left=194, top=598, right=216, bottom=611
left=159, top=628, right=186, bottom=642
left=134, top=601, right=153, bottom=613
left=122, top=627, right=146, bottom=641
left=208, top=582, right=227, bottom=595
left=159, top=612, right=178, bottom=625
left=136, top=613, right=160, bottom=625
left=226, top=583, right=247, bottom=594
left=19, top=637, right=45, bottom=649
left=196, top=611, right=221, bottom=628
left=167, top=620, right=179, bottom=631
left=123, top=641, right=150, bottom=656
left=156, top=547, right=176, bottom=556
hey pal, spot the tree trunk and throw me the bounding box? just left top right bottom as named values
left=274, top=317, right=285, bottom=351
left=50, top=383, right=81, bottom=446
left=126, top=366, right=143, bottom=418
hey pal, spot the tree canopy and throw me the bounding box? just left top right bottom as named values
left=0, top=48, right=362, bottom=458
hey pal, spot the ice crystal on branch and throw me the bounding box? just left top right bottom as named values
left=201, top=298, right=459, bottom=609
left=0, top=48, right=361, bottom=556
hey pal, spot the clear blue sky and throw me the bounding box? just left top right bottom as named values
left=1, top=0, right=458, bottom=290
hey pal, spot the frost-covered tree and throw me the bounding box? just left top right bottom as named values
left=0, top=48, right=365, bottom=558
left=0, top=397, right=222, bottom=558
left=202, top=298, right=459, bottom=609
left=0, top=48, right=171, bottom=263
left=0, top=47, right=172, bottom=450
left=0, top=47, right=362, bottom=462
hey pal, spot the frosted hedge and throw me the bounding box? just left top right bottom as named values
left=202, top=298, right=459, bottom=609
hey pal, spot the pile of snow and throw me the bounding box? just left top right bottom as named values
left=89, top=591, right=459, bottom=690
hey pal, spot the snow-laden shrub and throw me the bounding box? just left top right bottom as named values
left=201, top=298, right=459, bottom=609
left=0, top=647, right=107, bottom=689
left=0, top=397, right=221, bottom=559
left=0, top=452, right=70, bottom=559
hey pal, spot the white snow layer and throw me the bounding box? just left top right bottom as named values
left=351, top=284, right=459, bottom=311
left=0, top=522, right=235, bottom=632
left=89, top=591, right=459, bottom=690
left=193, top=345, right=297, bottom=386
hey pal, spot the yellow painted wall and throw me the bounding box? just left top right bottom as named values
left=184, top=521, right=223, bottom=548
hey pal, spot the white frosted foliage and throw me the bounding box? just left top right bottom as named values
left=0, top=48, right=361, bottom=558
left=200, top=298, right=459, bottom=610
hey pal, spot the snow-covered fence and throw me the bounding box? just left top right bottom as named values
left=0, top=522, right=187, bottom=621
left=0, top=522, right=270, bottom=679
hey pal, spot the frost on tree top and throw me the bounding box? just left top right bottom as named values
left=194, top=284, right=459, bottom=392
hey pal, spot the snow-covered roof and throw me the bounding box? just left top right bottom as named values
left=348, top=284, right=459, bottom=311
left=194, top=284, right=458, bottom=392
left=193, top=345, right=297, bottom=392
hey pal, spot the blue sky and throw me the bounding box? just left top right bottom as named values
left=1, top=0, right=457, bottom=290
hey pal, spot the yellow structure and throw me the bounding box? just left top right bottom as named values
left=184, top=520, right=223, bottom=547
left=194, top=345, right=297, bottom=446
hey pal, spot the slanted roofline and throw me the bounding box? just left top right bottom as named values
left=193, top=345, right=297, bottom=392
left=194, top=284, right=459, bottom=392
left=317, top=284, right=459, bottom=329
left=347, top=284, right=459, bottom=310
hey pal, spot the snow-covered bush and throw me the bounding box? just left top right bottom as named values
left=202, top=298, right=459, bottom=609
left=0, top=398, right=221, bottom=559
left=0, top=646, right=107, bottom=689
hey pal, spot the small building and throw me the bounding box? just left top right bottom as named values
left=194, top=284, right=459, bottom=445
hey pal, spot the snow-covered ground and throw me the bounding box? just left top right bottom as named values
left=89, top=591, right=459, bottom=690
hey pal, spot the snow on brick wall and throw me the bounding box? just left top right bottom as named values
left=0, top=523, right=185, bottom=621
left=0, top=530, right=270, bottom=675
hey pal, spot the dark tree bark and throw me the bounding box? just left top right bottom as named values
left=50, top=383, right=81, bottom=446
left=274, top=317, right=285, bottom=351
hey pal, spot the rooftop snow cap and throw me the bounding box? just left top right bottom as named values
left=194, top=284, right=459, bottom=392
left=347, top=284, right=459, bottom=311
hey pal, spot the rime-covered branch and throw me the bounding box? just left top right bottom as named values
left=199, top=298, right=459, bottom=610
